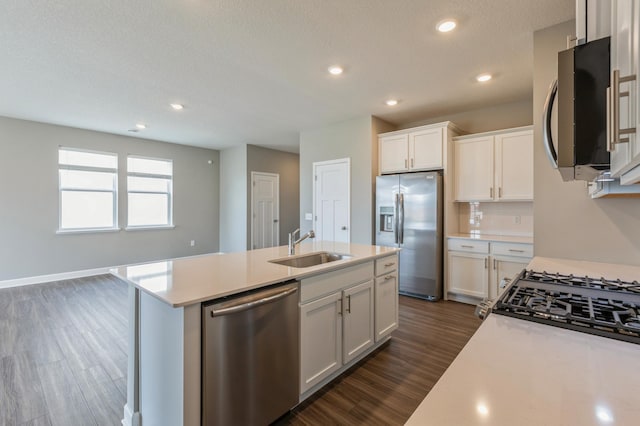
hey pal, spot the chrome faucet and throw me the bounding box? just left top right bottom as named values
left=288, top=228, right=315, bottom=255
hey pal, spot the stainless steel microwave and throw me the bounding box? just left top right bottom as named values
left=543, top=36, right=610, bottom=181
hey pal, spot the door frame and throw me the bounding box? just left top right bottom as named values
left=250, top=171, right=280, bottom=250
left=312, top=158, right=351, bottom=243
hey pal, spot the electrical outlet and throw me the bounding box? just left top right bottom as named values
left=190, top=240, right=196, bottom=247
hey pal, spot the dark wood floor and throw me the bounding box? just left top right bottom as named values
left=0, top=275, right=128, bottom=426
left=0, top=277, right=481, bottom=426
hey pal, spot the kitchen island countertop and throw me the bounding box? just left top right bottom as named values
left=112, top=241, right=399, bottom=307
left=406, top=256, right=640, bottom=425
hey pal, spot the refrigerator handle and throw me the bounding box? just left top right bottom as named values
left=399, top=193, right=405, bottom=244
left=394, top=193, right=399, bottom=244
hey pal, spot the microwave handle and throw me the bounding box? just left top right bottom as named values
left=542, top=79, right=558, bottom=169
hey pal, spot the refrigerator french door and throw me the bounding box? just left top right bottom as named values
left=375, top=172, right=443, bottom=300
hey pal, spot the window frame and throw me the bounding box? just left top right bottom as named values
left=126, top=155, right=174, bottom=230
left=57, top=147, right=119, bottom=233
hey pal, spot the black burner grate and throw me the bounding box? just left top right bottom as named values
left=492, top=270, right=640, bottom=345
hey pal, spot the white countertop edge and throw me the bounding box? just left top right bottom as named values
left=447, top=233, right=533, bottom=244
left=111, top=243, right=401, bottom=308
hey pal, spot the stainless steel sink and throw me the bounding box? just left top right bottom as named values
left=269, top=251, right=352, bottom=268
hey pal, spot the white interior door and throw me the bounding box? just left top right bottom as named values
left=251, top=172, right=279, bottom=249
left=313, top=159, right=350, bottom=243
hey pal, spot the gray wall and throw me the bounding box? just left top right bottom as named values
left=219, top=145, right=247, bottom=253
left=246, top=145, right=300, bottom=247
left=399, top=99, right=533, bottom=134
left=299, top=116, right=388, bottom=245
left=533, top=21, right=640, bottom=265
left=0, top=116, right=220, bottom=281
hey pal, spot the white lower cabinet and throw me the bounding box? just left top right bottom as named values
left=300, top=258, right=399, bottom=396
left=374, top=255, right=399, bottom=342
left=447, top=252, right=489, bottom=298
left=300, top=292, right=343, bottom=393
left=342, top=280, right=374, bottom=363
left=447, top=239, right=532, bottom=303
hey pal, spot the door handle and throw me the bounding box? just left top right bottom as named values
left=543, top=79, right=558, bottom=168
left=273, top=219, right=279, bottom=223
left=394, top=193, right=400, bottom=244
left=399, top=193, right=405, bottom=244
left=341, top=226, right=347, bottom=230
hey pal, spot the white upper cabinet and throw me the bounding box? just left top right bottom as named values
left=379, top=122, right=457, bottom=174
left=454, top=136, right=494, bottom=201
left=610, top=0, right=640, bottom=184
left=379, top=134, right=409, bottom=173
left=495, top=130, right=534, bottom=200
left=409, top=127, right=444, bottom=170
left=454, top=127, right=533, bottom=202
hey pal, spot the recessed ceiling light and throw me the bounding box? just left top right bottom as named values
left=476, top=74, right=492, bottom=82
left=170, top=103, right=184, bottom=110
left=385, top=99, right=399, bottom=106
left=436, top=19, right=457, bottom=33
left=328, top=65, right=344, bottom=75
left=136, top=123, right=147, bottom=129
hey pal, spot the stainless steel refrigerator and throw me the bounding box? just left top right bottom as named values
left=375, top=171, right=443, bottom=300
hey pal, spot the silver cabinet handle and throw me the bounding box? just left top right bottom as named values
left=508, top=249, right=525, bottom=253
left=410, top=158, right=414, bottom=168
left=484, top=257, right=488, bottom=269
left=384, top=262, right=395, bottom=267
left=384, top=275, right=394, bottom=281
left=609, top=69, right=637, bottom=150
left=542, top=79, right=558, bottom=168
left=493, top=258, right=497, bottom=270
left=404, top=159, right=408, bottom=169
left=337, top=298, right=342, bottom=316
left=490, top=187, right=493, bottom=198
left=461, top=244, right=474, bottom=249
left=498, top=187, right=502, bottom=198
left=345, top=295, right=351, bottom=314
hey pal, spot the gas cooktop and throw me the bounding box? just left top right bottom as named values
left=491, top=270, right=640, bottom=345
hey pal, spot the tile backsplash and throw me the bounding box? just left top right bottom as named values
left=458, top=202, right=533, bottom=236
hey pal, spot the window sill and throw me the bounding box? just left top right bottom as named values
left=56, top=227, right=121, bottom=235
left=125, top=225, right=175, bottom=231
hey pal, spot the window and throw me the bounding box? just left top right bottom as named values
left=127, top=156, right=173, bottom=228
left=58, top=147, right=118, bottom=231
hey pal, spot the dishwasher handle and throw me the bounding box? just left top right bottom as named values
left=210, top=284, right=298, bottom=317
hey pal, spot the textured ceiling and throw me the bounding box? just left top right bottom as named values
left=0, top=0, right=574, bottom=153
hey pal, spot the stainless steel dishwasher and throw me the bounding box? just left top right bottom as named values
left=202, top=281, right=300, bottom=426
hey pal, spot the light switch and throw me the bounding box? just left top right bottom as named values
left=305, top=213, right=313, bottom=221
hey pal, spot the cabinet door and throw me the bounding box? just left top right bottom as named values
left=375, top=273, right=398, bottom=342
left=342, top=280, right=374, bottom=364
left=495, top=130, right=533, bottom=200
left=447, top=251, right=488, bottom=298
left=409, top=127, right=443, bottom=170
left=300, top=292, right=342, bottom=394
left=454, top=136, right=494, bottom=201
left=490, top=256, right=529, bottom=300
left=611, top=0, right=638, bottom=177
left=379, top=134, right=409, bottom=173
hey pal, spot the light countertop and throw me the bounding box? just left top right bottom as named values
left=111, top=241, right=399, bottom=307
left=406, top=256, right=640, bottom=426
left=448, top=233, right=533, bottom=244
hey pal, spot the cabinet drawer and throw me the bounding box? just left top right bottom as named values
left=447, top=239, right=489, bottom=253
left=490, top=242, right=533, bottom=258
left=375, top=255, right=398, bottom=276
left=301, top=261, right=374, bottom=303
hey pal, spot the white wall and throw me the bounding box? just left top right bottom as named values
left=219, top=145, right=247, bottom=252
left=299, top=116, right=392, bottom=245
left=0, top=116, right=220, bottom=281
left=533, top=21, right=640, bottom=266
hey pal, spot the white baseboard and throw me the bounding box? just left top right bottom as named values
left=122, top=404, right=141, bottom=426
left=0, top=266, right=113, bottom=289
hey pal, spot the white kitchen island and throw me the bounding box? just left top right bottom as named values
left=111, top=241, right=400, bottom=426
left=407, top=257, right=640, bottom=425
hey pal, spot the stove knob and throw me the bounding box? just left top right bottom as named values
left=475, top=298, right=492, bottom=320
